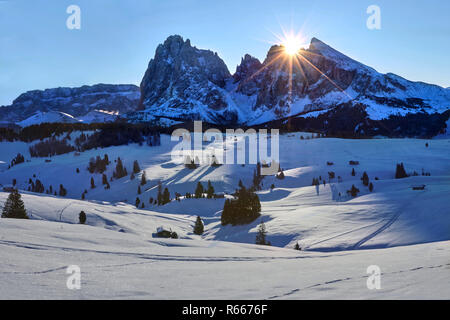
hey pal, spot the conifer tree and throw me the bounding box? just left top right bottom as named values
left=195, top=182, right=204, bottom=199
left=133, top=160, right=141, bottom=174
left=90, top=177, right=96, bottom=189
left=114, top=157, right=127, bottom=179
left=1, top=190, right=28, bottom=219
left=59, top=184, right=67, bottom=196
left=361, top=172, right=369, bottom=186
left=135, top=197, right=140, bottom=208
left=162, top=188, right=171, bottom=204
left=255, top=221, right=268, bottom=245
left=79, top=211, right=86, bottom=224
left=102, top=173, right=108, bottom=185
left=141, top=171, right=147, bottom=186
left=395, top=163, right=408, bottom=179
left=206, top=180, right=214, bottom=199
left=157, top=181, right=162, bottom=205
left=193, top=216, right=204, bottom=235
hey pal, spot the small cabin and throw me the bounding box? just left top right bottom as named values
left=155, top=226, right=178, bottom=239
left=412, top=185, right=426, bottom=191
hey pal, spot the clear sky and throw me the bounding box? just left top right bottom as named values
left=0, top=0, right=449, bottom=106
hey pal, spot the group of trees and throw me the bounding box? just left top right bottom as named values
left=29, top=137, right=75, bottom=157
left=192, top=181, right=215, bottom=199
left=2, top=123, right=162, bottom=158
left=221, top=180, right=261, bottom=226
left=9, top=153, right=25, bottom=168
left=25, top=177, right=67, bottom=197
left=88, top=154, right=110, bottom=174
left=113, top=157, right=128, bottom=179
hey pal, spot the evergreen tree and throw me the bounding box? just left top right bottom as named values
left=79, top=211, right=86, bottom=224
left=369, top=182, right=374, bottom=192
left=135, top=197, right=140, bottom=208
left=193, top=216, right=204, bottom=235
left=133, top=160, right=141, bottom=174
left=1, top=190, right=28, bottom=219
left=348, top=185, right=360, bottom=197
left=162, top=188, right=171, bottom=205
left=90, top=177, right=96, bottom=189
left=102, top=173, right=108, bottom=185
left=157, top=181, right=163, bottom=205
left=221, top=183, right=261, bottom=226
left=255, top=221, right=268, bottom=245
left=352, top=168, right=356, bottom=176
left=294, top=243, right=301, bottom=251
left=195, top=182, right=204, bottom=199
left=361, top=172, right=369, bottom=186
left=138, top=185, right=141, bottom=194
left=140, top=171, right=147, bottom=186
left=114, top=157, right=127, bottom=179
left=59, top=184, right=67, bottom=197
left=206, top=180, right=214, bottom=199
left=395, top=163, right=408, bottom=179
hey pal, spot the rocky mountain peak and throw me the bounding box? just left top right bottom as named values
left=139, top=35, right=235, bottom=123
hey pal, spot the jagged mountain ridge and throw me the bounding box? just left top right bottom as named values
left=0, top=84, right=139, bottom=123
left=138, top=35, right=450, bottom=125
left=2, top=35, right=449, bottom=130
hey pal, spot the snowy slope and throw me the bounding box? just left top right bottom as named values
left=1, top=134, right=449, bottom=251
left=0, top=218, right=449, bottom=299
left=17, top=111, right=81, bottom=127
left=1, top=133, right=449, bottom=299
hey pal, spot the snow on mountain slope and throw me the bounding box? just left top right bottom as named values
left=1, top=134, right=449, bottom=251
left=0, top=84, right=140, bottom=123
left=0, top=218, right=449, bottom=299
left=17, top=111, right=81, bottom=127
left=78, top=109, right=119, bottom=124
left=137, top=35, right=450, bottom=125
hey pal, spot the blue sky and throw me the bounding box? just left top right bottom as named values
left=0, top=0, right=449, bottom=106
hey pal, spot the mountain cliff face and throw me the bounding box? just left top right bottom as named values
left=138, top=35, right=450, bottom=126
left=139, top=35, right=237, bottom=123
left=0, top=84, right=139, bottom=123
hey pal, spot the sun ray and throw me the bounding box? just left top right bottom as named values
left=295, top=52, right=353, bottom=99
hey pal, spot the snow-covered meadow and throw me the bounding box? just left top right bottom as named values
left=0, top=133, right=449, bottom=299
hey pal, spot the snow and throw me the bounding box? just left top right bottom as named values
left=0, top=133, right=449, bottom=299
left=17, top=111, right=81, bottom=127
left=0, top=218, right=449, bottom=299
